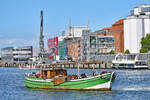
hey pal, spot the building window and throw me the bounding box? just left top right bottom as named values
left=90, top=36, right=96, bottom=48
left=141, top=7, right=150, bottom=12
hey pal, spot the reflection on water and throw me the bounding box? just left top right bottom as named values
left=0, top=67, right=150, bottom=100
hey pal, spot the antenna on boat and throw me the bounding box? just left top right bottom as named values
left=77, top=62, right=80, bottom=79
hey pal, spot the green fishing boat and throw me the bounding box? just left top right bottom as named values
left=25, top=68, right=115, bottom=91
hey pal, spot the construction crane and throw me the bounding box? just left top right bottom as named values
left=39, top=10, right=45, bottom=63
left=39, top=10, right=44, bottom=53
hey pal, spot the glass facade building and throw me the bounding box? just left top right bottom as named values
left=1, top=46, right=33, bottom=64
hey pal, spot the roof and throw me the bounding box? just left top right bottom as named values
left=112, top=19, right=124, bottom=26
left=97, top=19, right=124, bottom=33
left=101, top=27, right=112, bottom=31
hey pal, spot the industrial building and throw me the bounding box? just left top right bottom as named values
left=124, top=5, right=150, bottom=53
left=1, top=46, right=33, bottom=65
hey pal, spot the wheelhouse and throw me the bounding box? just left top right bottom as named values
left=41, top=69, right=67, bottom=79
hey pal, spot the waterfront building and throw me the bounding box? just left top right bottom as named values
left=95, top=19, right=124, bottom=54
left=61, top=25, right=115, bottom=62
left=1, top=46, right=33, bottom=65
left=124, top=5, right=150, bottom=53
left=64, top=29, right=115, bottom=62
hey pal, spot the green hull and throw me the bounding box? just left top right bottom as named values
left=25, top=72, right=115, bottom=91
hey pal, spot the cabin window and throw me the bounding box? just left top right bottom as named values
left=119, top=64, right=125, bottom=66
left=44, top=71, right=47, bottom=77
left=56, top=70, right=63, bottom=75
left=113, top=64, right=119, bottom=66
left=135, top=62, right=147, bottom=66
left=128, top=64, right=134, bottom=66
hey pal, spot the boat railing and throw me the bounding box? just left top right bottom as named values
left=114, top=54, right=138, bottom=62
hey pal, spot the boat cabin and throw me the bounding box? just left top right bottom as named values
left=41, top=69, right=67, bottom=79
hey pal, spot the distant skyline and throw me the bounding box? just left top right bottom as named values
left=0, top=0, right=150, bottom=49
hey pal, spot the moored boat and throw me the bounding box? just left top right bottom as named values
left=25, top=68, right=115, bottom=91
left=112, top=54, right=148, bottom=69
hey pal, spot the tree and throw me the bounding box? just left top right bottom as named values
left=124, top=49, right=130, bottom=54
left=141, top=34, right=150, bottom=52
left=140, top=48, right=148, bottom=53
left=109, top=50, right=115, bottom=54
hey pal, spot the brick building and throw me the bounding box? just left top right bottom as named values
left=95, top=19, right=124, bottom=53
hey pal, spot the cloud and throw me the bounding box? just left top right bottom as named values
left=0, top=38, right=38, bottom=46
left=0, top=38, right=20, bottom=44
left=23, top=40, right=37, bottom=45
left=7, top=38, right=19, bottom=44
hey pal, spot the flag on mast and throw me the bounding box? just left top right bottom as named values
left=87, top=20, right=90, bottom=25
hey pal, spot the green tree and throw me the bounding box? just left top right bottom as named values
left=141, top=34, right=150, bottom=52
left=140, top=48, right=148, bottom=53
left=124, top=49, right=130, bottom=54
left=109, top=50, right=115, bottom=54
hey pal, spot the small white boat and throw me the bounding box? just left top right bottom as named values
left=112, top=54, right=148, bottom=69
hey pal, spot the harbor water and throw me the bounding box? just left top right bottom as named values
left=0, top=67, right=150, bottom=100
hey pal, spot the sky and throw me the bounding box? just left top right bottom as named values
left=0, top=0, right=150, bottom=49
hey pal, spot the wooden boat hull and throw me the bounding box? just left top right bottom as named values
left=25, top=72, right=115, bottom=91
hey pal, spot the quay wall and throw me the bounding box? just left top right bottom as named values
left=0, top=62, right=112, bottom=69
